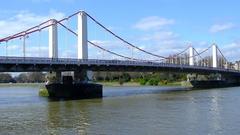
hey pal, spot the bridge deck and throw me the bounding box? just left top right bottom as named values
left=0, top=57, right=239, bottom=76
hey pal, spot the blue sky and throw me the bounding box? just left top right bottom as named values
left=0, top=0, right=239, bottom=61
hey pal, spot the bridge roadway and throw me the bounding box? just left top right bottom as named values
left=0, top=56, right=239, bottom=76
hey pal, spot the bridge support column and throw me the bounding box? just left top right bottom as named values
left=212, top=44, right=218, bottom=68
left=77, top=11, right=88, bottom=59
left=77, top=11, right=93, bottom=81
left=74, top=70, right=87, bottom=83
left=189, top=46, right=194, bottom=66
left=56, top=71, right=61, bottom=82
left=48, top=19, right=58, bottom=58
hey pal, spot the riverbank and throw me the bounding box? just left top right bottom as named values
left=97, top=81, right=192, bottom=87
left=0, top=81, right=193, bottom=87
left=0, top=83, right=44, bottom=87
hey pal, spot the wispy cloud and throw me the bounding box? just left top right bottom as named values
left=0, top=10, right=65, bottom=38
left=141, top=31, right=178, bottom=41
left=209, top=23, right=235, bottom=33
left=133, top=16, right=174, bottom=31
left=131, top=16, right=187, bottom=58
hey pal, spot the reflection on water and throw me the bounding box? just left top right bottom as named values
left=0, top=86, right=240, bottom=134
left=46, top=97, right=105, bottom=134
left=47, top=100, right=92, bottom=134
left=209, top=90, right=222, bottom=134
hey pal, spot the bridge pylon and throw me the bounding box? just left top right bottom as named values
left=48, top=19, right=58, bottom=58
left=212, top=44, right=218, bottom=68
left=189, top=46, right=194, bottom=66
left=76, top=11, right=92, bottom=81
left=77, top=11, right=88, bottom=59
left=48, top=19, right=61, bottom=82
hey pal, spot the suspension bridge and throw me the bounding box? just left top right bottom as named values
left=0, top=10, right=239, bottom=77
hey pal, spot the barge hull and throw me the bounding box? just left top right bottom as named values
left=190, top=80, right=240, bottom=89
left=45, top=83, right=103, bottom=99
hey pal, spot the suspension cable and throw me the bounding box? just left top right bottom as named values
left=58, top=21, right=214, bottom=64
left=176, top=46, right=190, bottom=56
left=85, top=13, right=168, bottom=59
left=193, top=47, right=209, bottom=66
left=0, top=10, right=82, bottom=42
left=0, top=10, right=189, bottom=60
left=58, top=22, right=146, bottom=61
left=0, top=22, right=53, bottom=43
left=88, top=41, right=140, bottom=60
left=189, top=46, right=212, bottom=59
left=0, top=9, right=216, bottom=63
left=217, top=46, right=228, bottom=62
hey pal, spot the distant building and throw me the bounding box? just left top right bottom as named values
left=234, top=61, right=240, bottom=71
left=224, top=62, right=235, bottom=69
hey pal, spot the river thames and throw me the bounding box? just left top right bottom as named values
left=0, top=86, right=240, bottom=135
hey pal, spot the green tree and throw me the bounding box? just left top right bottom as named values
left=148, top=78, right=159, bottom=85
left=27, top=72, right=45, bottom=83
left=16, top=72, right=45, bottom=83
left=0, top=73, right=14, bottom=83
left=139, top=78, right=148, bottom=85
left=16, top=73, right=28, bottom=83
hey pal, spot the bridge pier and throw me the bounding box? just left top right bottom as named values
left=74, top=70, right=87, bottom=82
left=56, top=71, right=61, bottom=82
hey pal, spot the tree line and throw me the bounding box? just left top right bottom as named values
left=93, top=71, right=187, bottom=85
left=0, top=72, right=45, bottom=83
left=0, top=72, right=187, bottom=85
